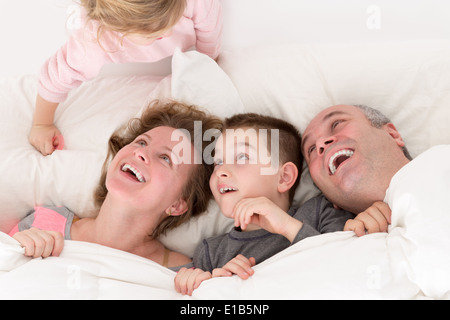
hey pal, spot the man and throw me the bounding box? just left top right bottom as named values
left=302, top=104, right=450, bottom=298
left=301, top=104, right=412, bottom=233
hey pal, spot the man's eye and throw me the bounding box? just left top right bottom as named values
left=308, top=145, right=316, bottom=155
left=332, top=120, right=343, bottom=129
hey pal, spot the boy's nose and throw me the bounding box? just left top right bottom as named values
left=216, top=165, right=231, bottom=178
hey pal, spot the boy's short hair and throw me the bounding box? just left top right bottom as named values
left=224, top=113, right=303, bottom=203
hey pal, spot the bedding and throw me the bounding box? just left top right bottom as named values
left=0, top=40, right=449, bottom=299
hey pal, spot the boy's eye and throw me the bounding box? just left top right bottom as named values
left=307, top=145, right=316, bottom=156
left=161, top=154, right=171, bottom=164
left=214, top=159, right=223, bottom=166
left=236, top=153, right=249, bottom=163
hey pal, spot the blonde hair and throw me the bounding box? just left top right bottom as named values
left=80, top=0, right=186, bottom=41
left=94, top=100, right=223, bottom=238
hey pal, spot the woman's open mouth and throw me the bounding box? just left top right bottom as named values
left=121, top=164, right=146, bottom=182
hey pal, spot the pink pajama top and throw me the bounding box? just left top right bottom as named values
left=8, top=206, right=76, bottom=240
left=38, top=0, right=223, bottom=103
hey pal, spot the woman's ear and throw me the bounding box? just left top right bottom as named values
left=165, top=199, right=188, bottom=217
left=277, top=162, right=299, bottom=194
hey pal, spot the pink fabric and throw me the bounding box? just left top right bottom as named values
left=32, top=207, right=67, bottom=236
left=8, top=224, right=19, bottom=237
left=8, top=207, right=67, bottom=237
left=38, top=0, right=223, bottom=103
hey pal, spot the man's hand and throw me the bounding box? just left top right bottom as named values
left=344, top=201, right=392, bottom=237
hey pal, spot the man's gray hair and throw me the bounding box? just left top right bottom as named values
left=353, top=104, right=413, bottom=160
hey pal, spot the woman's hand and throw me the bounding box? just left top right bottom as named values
left=12, top=227, right=64, bottom=258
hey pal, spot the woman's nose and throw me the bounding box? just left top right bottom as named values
left=134, top=148, right=149, bottom=164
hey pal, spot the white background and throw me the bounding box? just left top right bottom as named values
left=1, top=0, right=450, bottom=77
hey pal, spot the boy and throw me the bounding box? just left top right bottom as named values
left=175, top=113, right=390, bottom=295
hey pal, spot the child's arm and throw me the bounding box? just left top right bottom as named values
left=232, top=197, right=303, bottom=243
left=189, top=0, right=223, bottom=59
left=29, top=94, right=62, bottom=155
left=212, top=254, right=256, bottom=280
left=12, top=227, right=64, bottom=258
left=344, top=201, right=392, bottom=237
left=174, top=267, right=212, bottom=296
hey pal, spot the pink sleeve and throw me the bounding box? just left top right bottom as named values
left=186, top=0, right=223, bottom=59
left=37, top=22, right=110, bottom=103
left=8, top=207, right=69, bottom=238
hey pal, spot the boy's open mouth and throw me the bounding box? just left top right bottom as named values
left=219, top=187, right=238, bottom=194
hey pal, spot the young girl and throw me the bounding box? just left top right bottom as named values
left=12, top=100, right=223, bottom=269
left=30, top=0, right=223, bottom=155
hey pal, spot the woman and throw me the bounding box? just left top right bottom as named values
left=10, top=100, right=222, bottom=269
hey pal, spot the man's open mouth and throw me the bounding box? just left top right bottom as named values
left=328, top=149, right=354, bottom=175
left=121, top=164, right=146, bottom=182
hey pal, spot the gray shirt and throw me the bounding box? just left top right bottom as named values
left=191, top=195, right=354, bottom=272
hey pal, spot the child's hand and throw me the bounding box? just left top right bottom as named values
left=29, top=124, right=62, bottom=156
left=174, top=267, right=212, bottom=296
left=12, top=227, right=64, bottom=258
left=232, top=197, right=303, bottom=242
left=344, top=201, right=392, bottom=237
left=212, top=254, right=256, bottom=280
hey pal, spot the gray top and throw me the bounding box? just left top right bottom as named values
left=186, top=195, right=354, bottom=272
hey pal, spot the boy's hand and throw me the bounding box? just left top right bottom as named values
left=212, top=254, right=256, bottom=280
left=344, top=201, right=392, bottom=237
left=12, top=227, right=64, bottom=258
left=29, top=124, right=62, bottom=156
left=232, top=197, right=303, bottom=242
left=175, top=267, right=212, bottom=296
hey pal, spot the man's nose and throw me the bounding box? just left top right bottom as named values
left=317, top=137, right=336, bottom=155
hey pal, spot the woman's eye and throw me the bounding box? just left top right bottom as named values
left=136, top=139, right=147, bottom=147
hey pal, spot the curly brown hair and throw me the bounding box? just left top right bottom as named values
left=94, top=100, right=223, bottom=238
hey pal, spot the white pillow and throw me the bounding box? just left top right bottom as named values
left=0, top=75, right=160, bottom=232
left=218, top=41, right=450, bottom=157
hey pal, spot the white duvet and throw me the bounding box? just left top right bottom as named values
left=0, top=40, right=450, bottom=299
